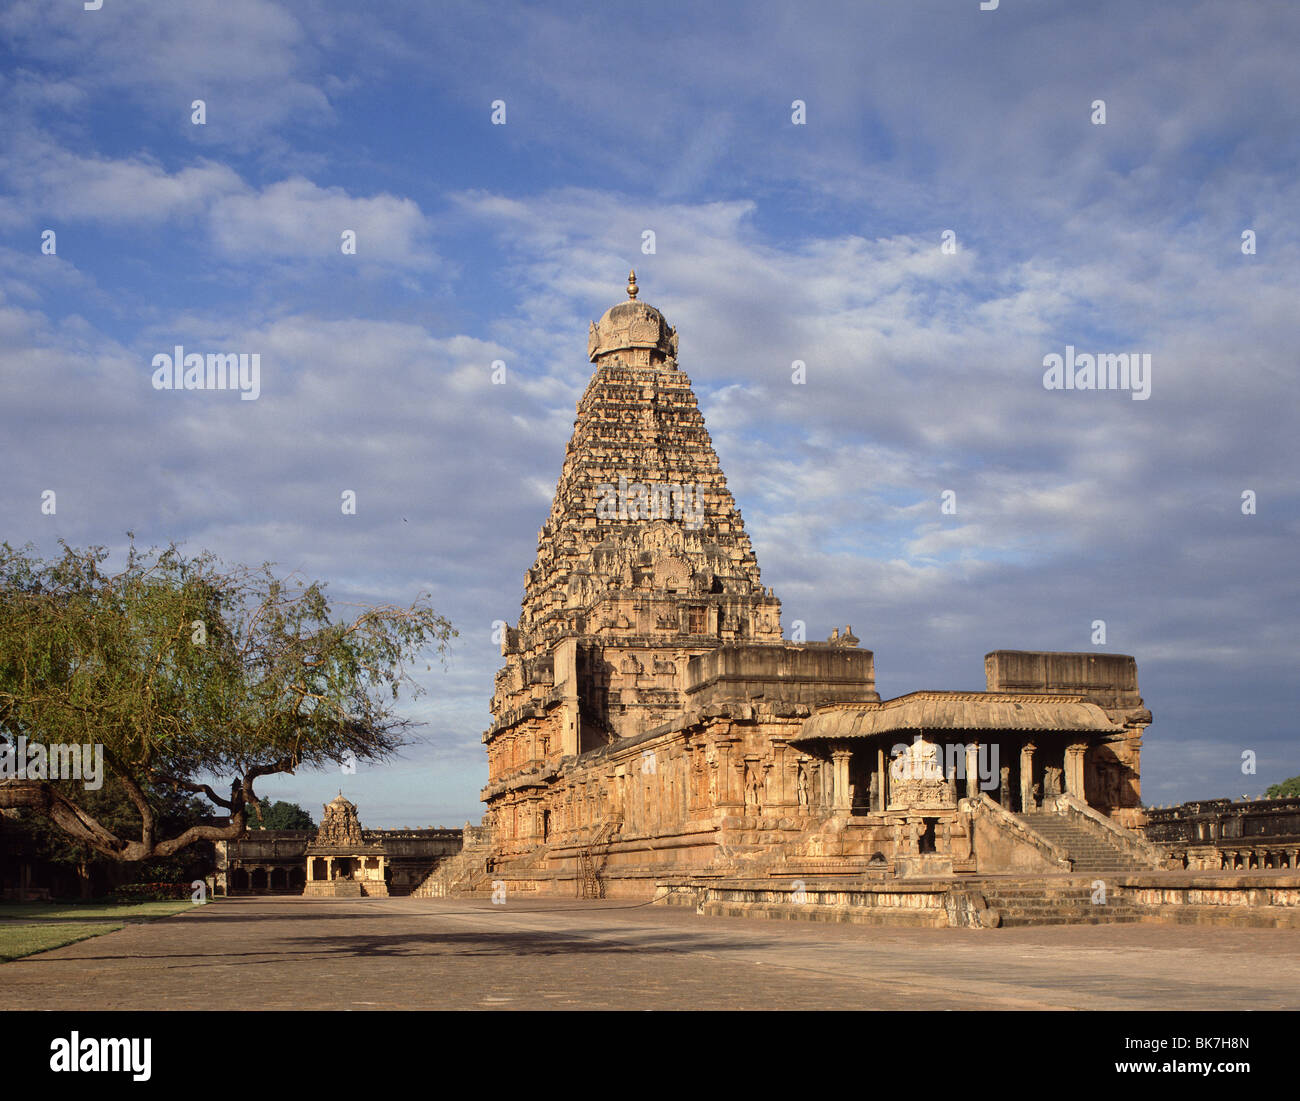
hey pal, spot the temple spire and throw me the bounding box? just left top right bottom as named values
left=627, top=269, right=638, bottom=299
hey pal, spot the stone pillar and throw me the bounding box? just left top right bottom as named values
left=831, top=748, right=853, bottom=814
left=965, top=742, right=980, bottom=799
left=1064, top=742, right=1088, bottom=801
left=714, top=738, right=742, bottom=810
left=877, top=746, right=887, bottom=811
left=1020, top=742, right=1036, bottom=813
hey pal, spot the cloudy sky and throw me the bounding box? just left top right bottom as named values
left=2, top=0, right=1296, bottom=826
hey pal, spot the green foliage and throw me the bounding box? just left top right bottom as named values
left=1265, top=775, right=1300, bottom=798
left=4, top=775, right=211, bottom=883
left=246, top=799, right=315, bottom=830
left=111, top=882, right=193, bottom=901
left=0, top=539, right=455, bottom=859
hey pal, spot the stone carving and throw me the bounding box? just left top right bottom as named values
left=1103, top=765, right=1124, bottom=808
left=1044, top=766, right=1063, bottom=798
left=889, top=738, right=954, bottom=808
left=743, top=761, right=763, bottom=813
left=315, top=794, right=364, bottom=847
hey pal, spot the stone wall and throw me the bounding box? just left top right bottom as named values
left=218, top=827, right=462, bottom=896
left=1145, top=797, right=1300, bottom=871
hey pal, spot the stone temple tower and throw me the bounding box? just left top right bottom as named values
left=477, top=275, right=1149, bottom=896
left=489, top=272, right=784, bottom=759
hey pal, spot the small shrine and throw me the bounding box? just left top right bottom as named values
left=302, top=793, right=389, bottom=897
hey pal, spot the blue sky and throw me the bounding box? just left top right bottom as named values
left=1, top=0, right=1297, bottom=826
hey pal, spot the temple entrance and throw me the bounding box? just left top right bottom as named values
left=919, top=817, right=937, bottom=853
left=849, top=749, right=875, bottom=814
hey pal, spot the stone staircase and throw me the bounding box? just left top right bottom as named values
left=978, top=879, right=1145, bottom=926
left=1018, top=811, right=1146, bottom=873
left=410, top=841, right=494, bottom=898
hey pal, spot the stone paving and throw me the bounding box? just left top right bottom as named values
left=1, top=895, right=1297, bottom=1010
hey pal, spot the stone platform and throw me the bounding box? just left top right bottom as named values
left=651, top=870, right=1300, bottom=929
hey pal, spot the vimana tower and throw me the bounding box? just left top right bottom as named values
left=478, top=274, right=1153, bottom=902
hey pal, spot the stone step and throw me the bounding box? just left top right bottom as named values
left=1016, top=814, right=1147, bottom=875
left=999, top=909, right=1144, bottom=917
left=1000, top=914, right=1144, bottom=926
left=985, top=897, right=1141, bottom=910
left=982, top=890, right=1138, bottom=902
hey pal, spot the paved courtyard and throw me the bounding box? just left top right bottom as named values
left=2, top=895, right=1297, bottom=1010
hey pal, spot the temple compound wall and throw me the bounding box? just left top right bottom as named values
left=1145, top=797, right=1300, bottom=871
left=215, top=795, right=461, bottom=897
left=478, top=274, right=1165, bottom=900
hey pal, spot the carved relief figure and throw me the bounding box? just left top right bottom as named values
left=1044, top=766, right=1063, bottom=798
left=743, top=761, right=763, bottom=813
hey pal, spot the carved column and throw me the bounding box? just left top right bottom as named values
left=809, top=760, right=824, bottom=811
left=1020, top=742, right=1036, bottom=813
left=714, top=737, right=741, bottom=811
left=965, top=742, right=980, bottom=799
left=1064, top=742, right=1088, bottom=802
left=831, top=747, right=853, bottom=814
left=877, top=746, right=887, bottom=811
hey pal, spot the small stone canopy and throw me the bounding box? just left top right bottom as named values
left=791, top=691, right=1124, bottom=743
left=303, top=793, right=390, bottom=896
left=306, top=793, right=387, bottom=856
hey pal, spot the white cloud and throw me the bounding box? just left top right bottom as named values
left=210, top=177, right=433, bottom=266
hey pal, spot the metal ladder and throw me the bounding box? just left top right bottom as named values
left=578, top=815, right=622, bottom=899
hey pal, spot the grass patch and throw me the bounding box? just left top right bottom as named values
left=0, top=922, right=124, bottom=962
left=0, top=900, right=201, bottom=922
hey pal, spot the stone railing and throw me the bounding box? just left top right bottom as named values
left=1169, top=842, right=1300, bottom=872
left=1143, top=796, right=1300, bottom=845
left=965, top=794, right=1071, bottom=871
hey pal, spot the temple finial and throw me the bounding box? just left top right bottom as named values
left=627, top=270, right=638, bottom=299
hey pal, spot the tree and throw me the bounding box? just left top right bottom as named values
left=1265, top=775, right=1300, bottom=799
left=3, top=777, right=213, bottom=898
left=0, top=540, right=454, bottom=861
left=246, top=799, right=315, bottom=831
